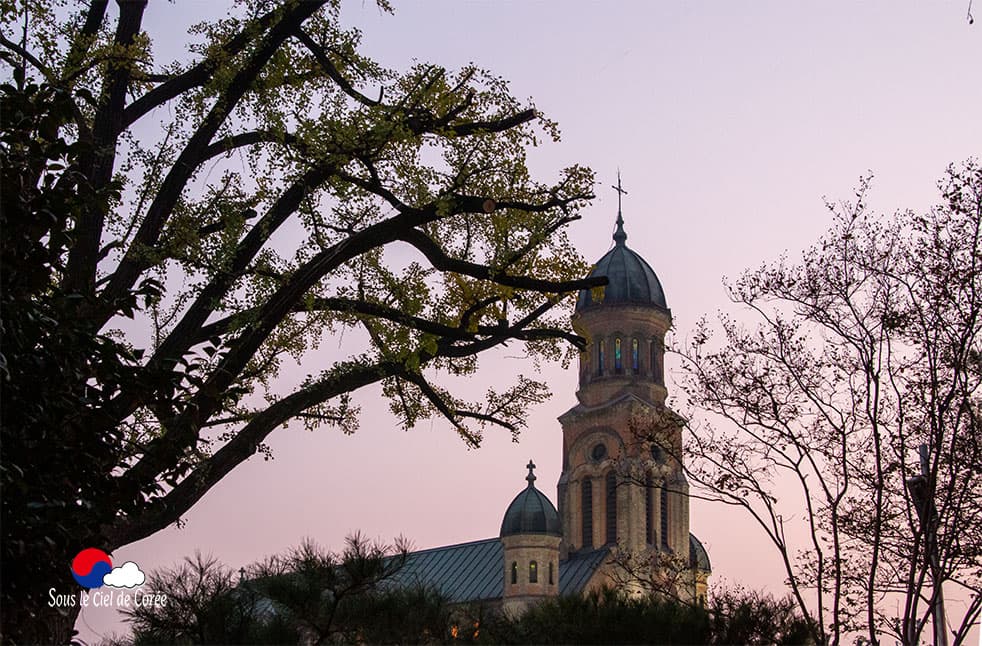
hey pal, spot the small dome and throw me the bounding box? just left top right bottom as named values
left=500, top=461, right=562, bottom=537
left=575, top=213, right=667, bottom=311
left=689, top=534, right=711, bottom=572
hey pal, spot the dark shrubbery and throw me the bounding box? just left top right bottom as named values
left=465, top=587, right=813, bottom=645
left=126, top=543, right=812, bottom=646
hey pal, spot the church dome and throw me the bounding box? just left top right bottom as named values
left=500, top=461, right=562, bottom=537
left=575, top=213, right=667, bottom=311
left=689, top=534, right=712, bottom=572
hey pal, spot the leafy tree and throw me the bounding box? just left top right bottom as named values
left=124, top=535, right=443, bottom=645
left=474, top=588, right=709, bottom=645
left=127, top=557, right=810, bottom=646
left=0, top=1, right=601, bottom=641
left=124, top=552, right=284, bottom=645
left=461, top=586, right=812, bottom=645
left=244, top=534, right=415, bottom=645
left=705, top=587, right=815, bottom=646
left=677, top=161, right=982, bottom=645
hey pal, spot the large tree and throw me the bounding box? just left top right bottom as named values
left=123, top=535, right=442, bottom=645
left=0, top=1, right=602, bottom=641
left=677, top=162, right=982, bottom=645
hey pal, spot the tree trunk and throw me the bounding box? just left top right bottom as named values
left=2, top=590, right=81, bottom=645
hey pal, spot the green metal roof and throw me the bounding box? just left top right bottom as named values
left=689, top=534, right=711, bottom=572
left=560, top=548, right=610, bottom=595
left=388, top=538, right=610, bottom=603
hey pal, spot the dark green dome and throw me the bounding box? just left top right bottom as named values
left=576, top=213, right=667, bottom=311
left=689, top=534, right=711, bottom=572
left=500, top=461, right=562, bottom=537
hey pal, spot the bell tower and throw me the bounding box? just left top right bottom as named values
left=556, top=183, right=706, bottom=598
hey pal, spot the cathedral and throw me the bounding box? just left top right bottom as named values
left=389, top=204, right=711, bottom=611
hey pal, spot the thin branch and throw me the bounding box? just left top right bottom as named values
left=293, top=28, right=380, bottom=107
left=401, top=227, right=603, bottom=294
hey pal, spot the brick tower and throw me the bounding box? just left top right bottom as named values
left=556, top=197, right=709, bottom=600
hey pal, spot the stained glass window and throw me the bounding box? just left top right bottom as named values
left=632, top=338, right=640, bottom=373
left=511, top=561, right=518, bottom=585
left=598, top=340, right=605, bottom=376
left=529, top=560, right=538, bottom=583
left=614, top=338, right=622, bottom=373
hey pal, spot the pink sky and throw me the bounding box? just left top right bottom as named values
left=76, top=2, right=981, bottom=642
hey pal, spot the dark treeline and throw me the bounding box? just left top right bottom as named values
left=112, top=537, right=812, bottom=646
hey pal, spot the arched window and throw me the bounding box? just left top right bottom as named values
left=591, top=442, right=607, bottom=462
left=549, top=562, right=555, bottom=585
left=529, top=560, right=538, bottom=583
left=645, top=472, right=654, bottom=545
left=598, top=340, right=606, bottom=376
left=632, top=338, right=640, bottom=374
left=582, top=479, right=594, bottom=548
left=660, top=487, right=670, bottom=549
left=650, top=444, right=663, bottom=463
left=605, top=471, right=617, bottom=544
left=511, top=561, right=518, bottom=585
left=614, top=337, right=623, bottom=373
left=651, top=337, right=664, bottom=385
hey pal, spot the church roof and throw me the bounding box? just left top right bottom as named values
left=499, top=462, right=562, bottom=537
left=389, top=538, right=610, bottom=603
left=390, top=538, right=502, bottom=603
left=387, top=533, right=708, bottom=603
left=575, top=213, right=668, bottom=312
left=689, top=534, right=711, bottom=572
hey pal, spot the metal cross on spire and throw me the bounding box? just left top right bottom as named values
left=612, top=170, right=628, bottom=245
left=526, top=459, right=537, bottom=486
left=612, top=169, right=628, bottom=214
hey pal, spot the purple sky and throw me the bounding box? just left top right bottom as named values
left=76, top=2, right=981, bottom=642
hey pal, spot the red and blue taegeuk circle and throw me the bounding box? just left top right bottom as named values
left=71, top=548, right=113, bottom=589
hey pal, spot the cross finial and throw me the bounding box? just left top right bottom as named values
left=526, top=460, right=537, bottom=487
left=612, top=170, right=628, bottom=245
left=612, top=169, right=628, bottom=212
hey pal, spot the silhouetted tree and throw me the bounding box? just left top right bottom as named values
left=462, top=586, right=812, bottom=645
left=678, top=161, right=982, bottom=645
left=0, top=1, right=602, bottom=641
left=125, top=535, right=446, bottom=645
left=124, top=552, right=284, bottom=645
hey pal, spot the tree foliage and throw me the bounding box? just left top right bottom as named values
left=127, top=551, right=811, bottom=646
left=124, top=535, right=446, bottom=645
left=677, top=161, right=982, bottom=645
left=0, top=1, right=603, bottom=641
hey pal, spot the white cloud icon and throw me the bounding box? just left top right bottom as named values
left=102, top=561, right=145, bottom=588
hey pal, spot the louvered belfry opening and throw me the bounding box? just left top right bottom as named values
left=660, top=487, right=670, bottom=549
left=581, top=479, right=593, bottom=549
left=605, top=471, right=617, bottom=545
left=645, top=472, right=654, bottom=545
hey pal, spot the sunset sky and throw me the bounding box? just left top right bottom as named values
left=77, top=2, right=981, bottom=641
